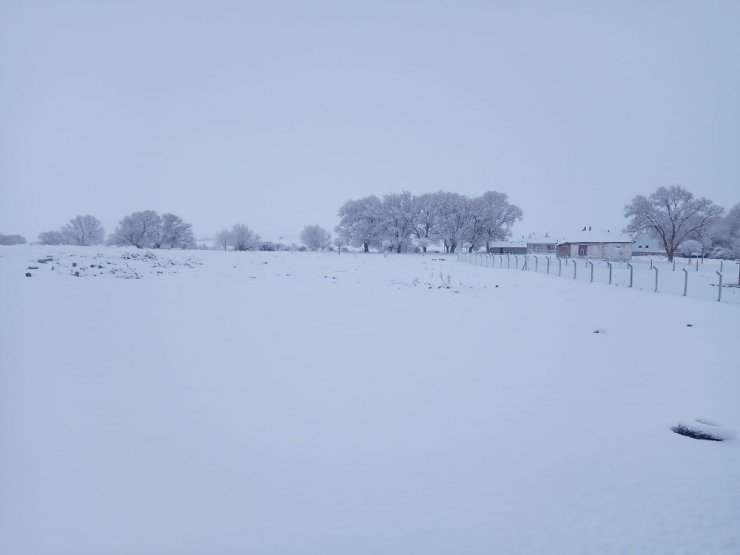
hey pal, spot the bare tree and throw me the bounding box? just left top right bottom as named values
left=61, top=215, right=105, bottom=246
left=624, top=186, right=723, bottom=262
left=301, top=224, right=331, bottom=251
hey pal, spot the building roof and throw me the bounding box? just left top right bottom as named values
left=523, top=233, right=562, bottom=244
left=558, top=230, right=633, bottom=245
left=488, top=240, right=527, bottom=248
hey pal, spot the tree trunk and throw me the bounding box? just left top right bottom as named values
left=363, top=242, right=369, bottom=253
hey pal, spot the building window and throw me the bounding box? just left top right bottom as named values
left=578, top=244, right=588, bottom=256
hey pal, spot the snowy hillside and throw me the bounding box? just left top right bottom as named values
left=1, top=245, right=738, bottom=554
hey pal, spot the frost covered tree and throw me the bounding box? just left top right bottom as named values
left=61, top=215, right=105, bottom=246
left=228, top=224, right=261, bottom=251
left=433, top=192, right=473, bottom=253
left=379, top=192, right=416, bottom=253
left=677, top=239, right=704, bottom=257
left=214, top=229, right=232, bottom=251
left=0, top=234, right=26, bottom=245
left=38, top=215, right=104, bottom=246
left=159, top=213, right=195, bottom=249
left=333, top=236, right=346, bottom=254
left=335, top=196, right=383, bottom=252
left=476, top=191, right=523, bottom=252
left=709, top=202, right=740, bottom=258
left=409, top=193, right=437, bottom=253
left=624, top=186, right=723, bottom=262
left=38, top=230, right=66, bottom=245
left=109, top=210, right=162, bottom=248
left=300, top=224, right=331, bottom=251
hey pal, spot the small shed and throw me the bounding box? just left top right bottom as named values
left=556, top=232, right=633, bottom=261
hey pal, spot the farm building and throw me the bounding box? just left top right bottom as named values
left=556, top=231, right=633, bottom=261
left=631, top=233, right=666, bottom=256
left=524, top=233, right=560, bottom=255
left=487, top=241, right=528, bottom=255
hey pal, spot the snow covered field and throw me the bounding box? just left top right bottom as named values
left=1, top=245, right=739, bottom=554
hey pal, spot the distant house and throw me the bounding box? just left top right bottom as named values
left=487, top=241, right=528, bottom=254
left=556, top=230, right=633, bottom=261
left=525, top=233, right=560, bottom=255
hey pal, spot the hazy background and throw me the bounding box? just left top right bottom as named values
left=1, top=0, right=738, bottom=243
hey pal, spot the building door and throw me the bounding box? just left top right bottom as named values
left=578, top=244, right=588, bottom=256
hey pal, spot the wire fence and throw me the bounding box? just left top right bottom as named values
left=457, top=252, right=740, bottom=304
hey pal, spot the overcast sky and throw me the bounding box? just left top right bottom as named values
left=1, top=0, right=738, bottom=243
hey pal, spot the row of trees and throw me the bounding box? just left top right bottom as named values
left=38, top=211, right=195, bottom=249
left=336, top=191, right=522, bottom=253
left=624, top=186, right=739, bottom=261
left=214, top=224, right=261, bottom=251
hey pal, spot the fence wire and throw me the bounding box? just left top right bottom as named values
left=457, top=253, right=740, bottom=304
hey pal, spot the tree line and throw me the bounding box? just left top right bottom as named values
left=335, top=190, right=523, bottom=253
left=19, top=186, right=740, bottom=259
left=38, top=211, right=196, bottom=249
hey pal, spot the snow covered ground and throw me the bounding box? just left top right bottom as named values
left=1, top=245, right=739, bottom=554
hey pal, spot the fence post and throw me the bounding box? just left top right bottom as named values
left=573, top=258, right=577, bottom=280
left=607, top=261, right=612, bottom=285
left=696, top=259, right=699, bottom=272
left=558, top=258, right=562, bottom=276
left=534, top=255, right=538, bottom=272
left=546, top=256, right=550, bottom=274
left=737, top=261, right=740, bottom=286
left=588, top=261, right=594, bottom=282
left=673, top=259, right=676, bottom=271
left=682, top=268, right=688, bottom=296
left=522, top=256, right=528, bottom=271
left=653, top=266, right=659, bottom=293
left=514, top=255, right=518, bottom=269
left=716, top=271, right=723, bottom=302
left=627, top=263, right=633, bottom=288
left=506, top=255, right=511, bottom=269
left=720, top=259, right=723, bottom=272
left=650, top=258, right=653, bottom=270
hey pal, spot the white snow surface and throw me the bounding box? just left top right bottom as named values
left=1, top=245, right=739, bottom=555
